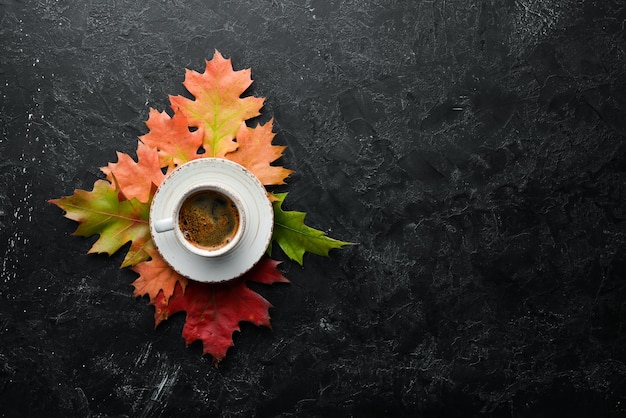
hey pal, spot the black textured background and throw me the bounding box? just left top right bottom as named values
left=2, top=1, right=626, bottom=417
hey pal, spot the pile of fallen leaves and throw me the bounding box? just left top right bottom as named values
left=50, top=51, right=349, bottom=365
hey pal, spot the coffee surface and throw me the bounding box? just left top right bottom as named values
left=178, top=190, right=240, bottom=250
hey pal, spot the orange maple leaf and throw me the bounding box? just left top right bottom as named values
left=139, top=108, right=204, bottom=170
left=225, top=120, right=293, bottom=186
left=169, top=50, right=264, bottom=158
left=101, top=141, right=164, bottom=203
left=131, top=249, right=188, bottom=304
left=153, top=258, right=288, bottom=364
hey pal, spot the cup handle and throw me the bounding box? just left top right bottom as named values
left=153, top=217, right=175, bottom=233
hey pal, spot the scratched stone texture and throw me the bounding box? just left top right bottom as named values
left=1, top=0, right=626, bottom=416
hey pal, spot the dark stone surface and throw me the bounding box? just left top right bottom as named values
left=2, top=0, right=626, bottom=416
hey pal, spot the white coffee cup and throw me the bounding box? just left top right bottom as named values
left=152, top=183, right=246, bottom=258
left=149, top=158, right=274, bottom=283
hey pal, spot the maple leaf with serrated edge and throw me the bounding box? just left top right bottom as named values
left=131, top=248, right=188, bottom=304
left=153, top=258, right=289, bottom=364
left=139, top=108, right=204, bottom=170
left=270, top=192, right=352, bottom=265
left=170, top=50, right=264, bottom=158
left=101, top=141, right=164, bottom=204
left=225, top=120, right=293, bottom=186
left=49, top=180, right=153, bottom=267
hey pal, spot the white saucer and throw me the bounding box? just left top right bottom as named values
left=149, top=158, right=274, bottom=283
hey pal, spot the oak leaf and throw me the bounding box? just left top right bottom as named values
left=271, top=193, right=352, bottom=265
left=101, top=141, right=164, bottom=203
left=170, top=50, right=264, bottom=158
left=225, top=120, right=293, bottom=186
left=139, top=108, right=204, bottom=170
left=131, top=249, right=188, bottom=304
left=153, top=258, right=288, bottom=364
left=49, top=180, right=153, bottom=267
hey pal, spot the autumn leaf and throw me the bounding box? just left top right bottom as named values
left=225, top=120, right=293, bottom=186
left=51, top=51, right=351, bottom=364
left=101, top=141, right=165, bottom=203
left=153, top=258, right=288, bottom=364
left=170, top=50, right=264, bottom=158
left=139, top=108, right=204, bottom=170
left=271, top=192, right=352, bottom=265
left=49, top=179, right=153, bottom=267
left=131, top=249, right=188, bottom=304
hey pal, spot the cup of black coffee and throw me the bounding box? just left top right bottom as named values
left=153, top=184, right=246, bottom=258
left=149, top=158, right=274, bottom=282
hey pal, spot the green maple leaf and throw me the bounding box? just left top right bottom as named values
left=270, top=192, right=351, bottom=265
left=49, top=180, right=154, bottom=268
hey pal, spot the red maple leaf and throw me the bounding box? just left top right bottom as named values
left=152, top=258, right=288, bottom=364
